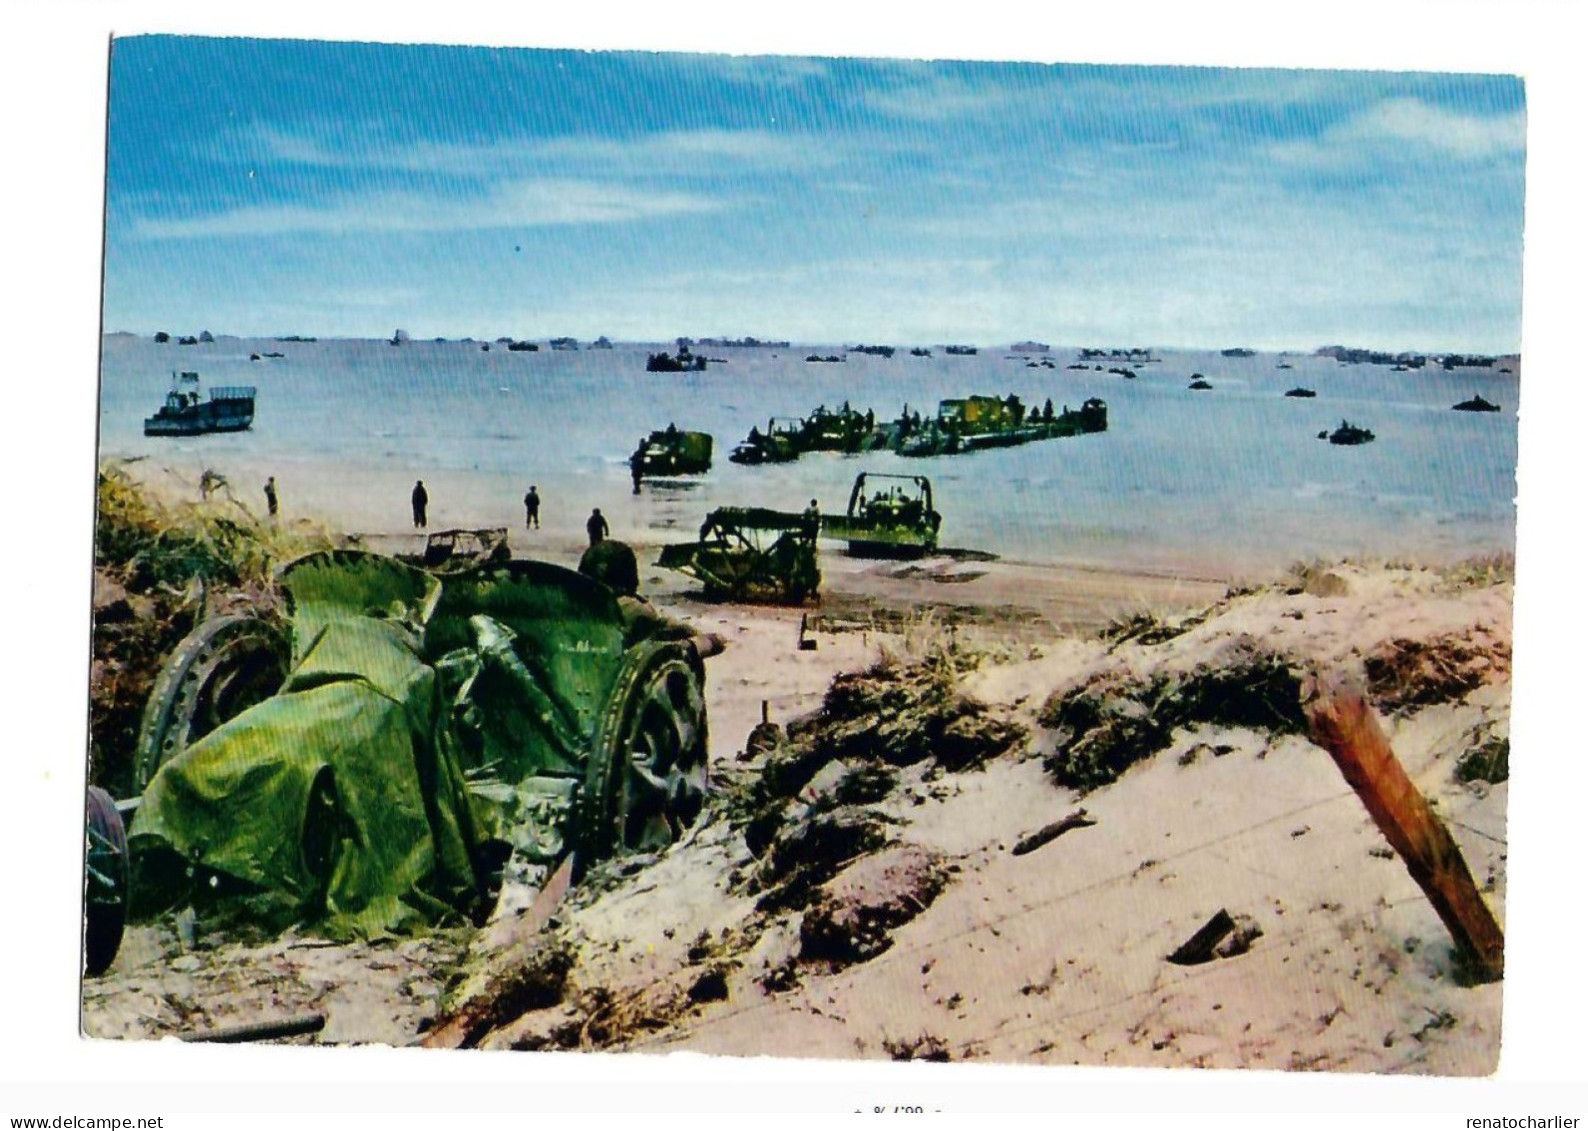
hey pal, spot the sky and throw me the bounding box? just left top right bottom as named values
left=102, top=36, right=1526, bottom=352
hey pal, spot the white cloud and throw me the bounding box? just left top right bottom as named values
left=235, top=124, right=835, bottom=177
left=131, top=178, right=725, bottom=240
left=1333, top=97, right=1524, bottom=158
left=1270, top=97, right=1526, bottom=165
left=861, top=70, right=1014, bottom=122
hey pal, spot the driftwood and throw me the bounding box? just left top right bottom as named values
left=1168, top=910, right=1236, bottom=965
left=1166, top=909, right=1261, bottom=965
left=180, top=1013, right=325, bottom=1043
left=1303, top=671, right=1504, bottom=982
left=1011, top=809, right=1096, bottom=856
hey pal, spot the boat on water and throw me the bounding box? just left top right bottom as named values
left=143, top=372, right=256, bottom=437
left=1322, top=420, right=1375, bottom=446
left=1452, top=394, right=1501, bottom=413
left=896, top=395, right=1107, bottom=458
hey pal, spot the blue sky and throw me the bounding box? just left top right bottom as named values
left=102, top=37, right=1525, bottom=351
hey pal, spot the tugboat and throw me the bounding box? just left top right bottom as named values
left=1321, top=420, right=1375, bottom=446
left=1452, top=394, right=1501, bottom=413
left=143, top=372, right=256, bottom=437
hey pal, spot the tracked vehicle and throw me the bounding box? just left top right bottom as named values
left=821, top=473, right=942, bottom=558
left=657, top=507, right=820, bottom=603
left=896, top=394, right=1107, bottom=457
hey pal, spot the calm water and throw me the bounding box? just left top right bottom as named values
left=98, top=335, right=1519, bottom=574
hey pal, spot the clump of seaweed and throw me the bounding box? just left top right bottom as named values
left=789, top=643, right=1027, bottom=774
left=1363, top=632, right=1511, bottom=714
left=1456, top=734, right=1510, bottom=785
left=1038, top=638, right=1307, bottom=793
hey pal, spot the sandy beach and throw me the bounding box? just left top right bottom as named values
left=85, top=459, right=1511, bottom=1076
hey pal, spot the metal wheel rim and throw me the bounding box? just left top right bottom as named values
left=134, top=615, right=289, bottom=792
left=580, top=641, right=708, bottom=864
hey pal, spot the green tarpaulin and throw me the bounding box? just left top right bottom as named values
left=127, top=551, right=634, bottom=939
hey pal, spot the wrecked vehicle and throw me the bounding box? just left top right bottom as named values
left=820, top=473, right=942, bottom=558
left=657, top=506, right=821, bottom=603
left=88, top=548, right=711, bottom=967
left=397, top=527, right=512, bottom=571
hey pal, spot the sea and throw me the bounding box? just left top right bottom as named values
left=97, top=335, right=1520, bottom=577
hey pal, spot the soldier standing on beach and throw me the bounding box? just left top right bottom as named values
left=264, top=476, right=278, bottom=517
left=524, top=485, right=541, bottom=529
left=412, top=480, right=428, bottom=529
left=586, top=507, right=609, bottom=546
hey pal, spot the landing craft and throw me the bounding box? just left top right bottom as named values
left=143, top=372, right=256, bottom=437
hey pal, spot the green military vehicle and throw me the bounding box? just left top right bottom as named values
left=820, top=473, right=942, bottom=558
left=728, top=417, right=804, bottom=465
left=658, top=506, right=821, bottom=604
left=629, top=425, right=713, bottom=486
left=83, top=547, right=713, bottom=971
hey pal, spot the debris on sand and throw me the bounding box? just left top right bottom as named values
left=1010, top=808, right=1096, bottom=855
left=427, top=931, right=576, bottom=1049
left=1456, top=734, right=1509, bottom=785
left=751, top=805, right=893, bottom=914
left=1039, top=637, right=1307, bottom=792
left=788, top=646, right=1028, bottom=772
left=1363, top=632, right=1511, bottom=713
left=799, top=845, right=949, bottom=968
left=1166, top=908, right=1263, bottom=966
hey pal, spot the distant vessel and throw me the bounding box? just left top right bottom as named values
left=143, top=372, right=255, bottom=437
left=1452, top=394, right=1501, bottom=413
left=1284, top=387, right=1317, bottom=398
left=943, top=344, right=978, bottom=356
left=1322, top=420, right=1375, bottom=446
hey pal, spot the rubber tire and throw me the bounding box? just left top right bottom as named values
left=84, top=786, right=128, bottom=977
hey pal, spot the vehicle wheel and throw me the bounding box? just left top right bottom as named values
left=134, top=615, right=290, bottom=792
left=84, top=786, right=128, bottom=977
left=576, top=639, right=708, bottom=868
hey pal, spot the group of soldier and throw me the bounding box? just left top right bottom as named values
left=252, top=475, right=613, bottom=549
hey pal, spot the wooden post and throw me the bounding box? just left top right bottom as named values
left=1303, top=671, right=1504, bottom=982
